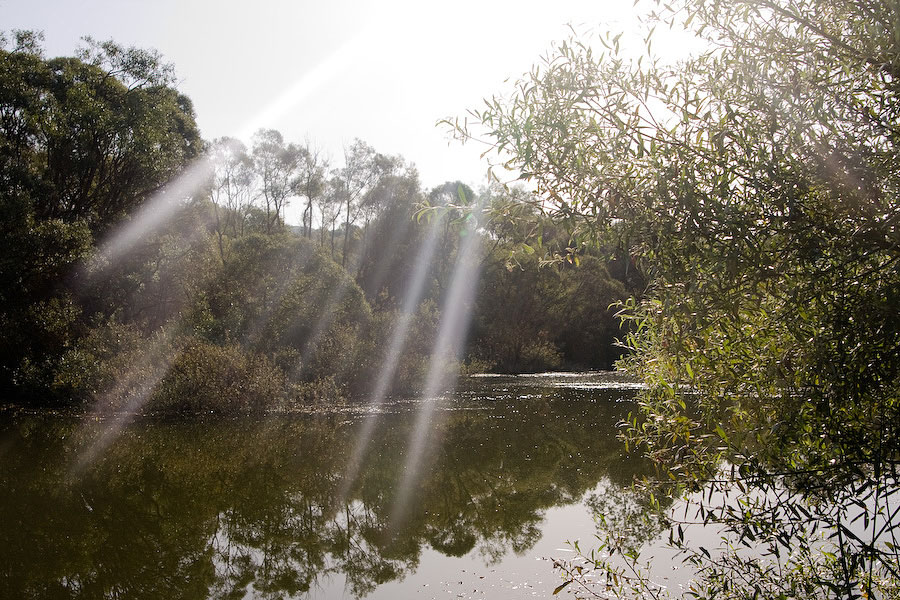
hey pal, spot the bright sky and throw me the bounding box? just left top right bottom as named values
left=2, top=2, right=646, bottom=172
left=1, top=0, right=693, bottom=223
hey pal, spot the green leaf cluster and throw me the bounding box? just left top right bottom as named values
left=457, top=0, right=900, bottom=597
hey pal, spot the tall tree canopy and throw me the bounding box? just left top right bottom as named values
left=452, top=0, right=900, bottom=597
left=0, top=33, right=202, bottom=230
left=0, top=32, right=203, bottom=397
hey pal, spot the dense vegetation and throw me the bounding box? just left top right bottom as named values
left=11, top=0, right=898, bottom=595
left=452, top=0, right=900, bottom=597
left=0, top=31, right=631, bottom=413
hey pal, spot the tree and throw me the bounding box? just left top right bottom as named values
left=0, top=34, right=202, bottom=231
left=423, top=181, right=476, bottom=297
left=354, top=168, right=425, bottom=307
left=295, top=139, right=327, bottom=239
left=337, top=139, right=396, bottom=267
left=251, top=129, right=302, bottom=233
left=321, top=175, right=345, bottom=257
left=0, top=33, right=202, bottom=400
left=208, top=137, right=255, bottom=262
left=468, top=186, right=628, bottom=372
left=451, top=1, right=900, bottom=597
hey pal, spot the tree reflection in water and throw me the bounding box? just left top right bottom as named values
left=0, top=374, right=656, bottom=599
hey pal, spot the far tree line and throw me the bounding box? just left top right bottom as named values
left=0, top=31, right=637, bottom=411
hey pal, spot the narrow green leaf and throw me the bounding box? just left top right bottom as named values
left=553, top=580, right=571, bottom=595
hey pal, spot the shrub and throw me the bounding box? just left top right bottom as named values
left=150, top=340, right=287, bottom=415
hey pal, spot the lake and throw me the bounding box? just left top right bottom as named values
left=0, top=372, right=666, bottom=599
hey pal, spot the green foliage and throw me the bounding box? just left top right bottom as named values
left=192, top=232, right=375, bottom=390
left=150, top=340, right=288, bottom=415
left=0, top=34, right=202, bottom=231
left=0, top=33, right=202, bottom=401
left=0, top=33, right=629, bottom=414
left=454, top=0, right=900, bottom=597
left=52, top=321, right=145, bottom=402
left=373, top=299, right=442, bottom=393
left=355, top=171, right=430, bottom=308
left=57, top=327, right=290, bottom=415
left=469, top=187, right=629, bottom=372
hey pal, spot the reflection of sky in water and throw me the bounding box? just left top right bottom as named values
left=328, top=485, right=602, bottom=600
left=287, top=372, right=646, bottom=416
left=549, top=381, right=647, bottom=390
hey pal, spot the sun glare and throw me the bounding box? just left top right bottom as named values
left=389, top=198, right=486, bottom=528
left=336, top=211, right=447, bottom=504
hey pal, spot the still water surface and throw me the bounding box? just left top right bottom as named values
left=0, top=372, right=659, bottom=599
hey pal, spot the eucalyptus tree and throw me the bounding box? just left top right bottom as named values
left=337, top=139, right=398, bottom=267
left=321, top=175, right=345, bottom=257
left=250, top=129, right=303, bottom=233
left=295, top=139, right=327, bottom=239
left=449, top=0, right=900, bottom=597
left=357, top=152, right=405, bottom=227
left=208, top=137, right=254, bottom=262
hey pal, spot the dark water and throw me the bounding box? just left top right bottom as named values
left=0, top=372, right=653, bottom=600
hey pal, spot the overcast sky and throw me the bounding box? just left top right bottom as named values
left=1, top=1, right=661, bottom=220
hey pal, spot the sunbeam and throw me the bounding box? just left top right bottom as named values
left=235, top=33, right=367, bottom=141
left=291, top=267, right=356, bottom=382
left=90, top=158, right=214, bottom=265
left=63, top=27, right=383, bottom=468
left=71, top=323, right=179, bottom=473
left=291, top=195, right=414, bottom=383
left=88, top=16, right=380, bottom=276
left=67, top=203, right=217, bottom=472
left=389, top=201, right=485, bottom=528
left=336, top=211, right=447, bottom=503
